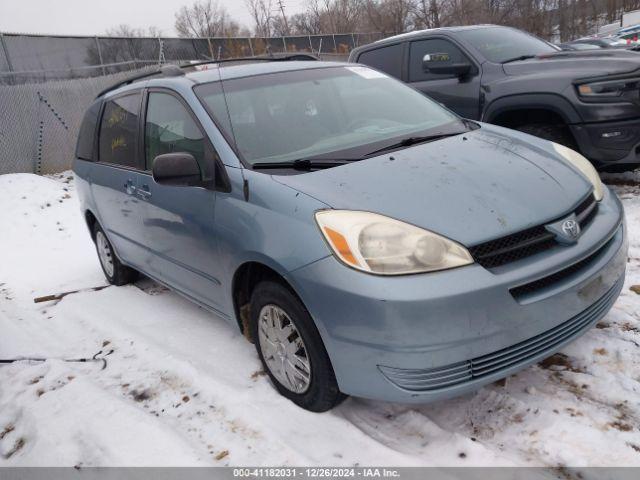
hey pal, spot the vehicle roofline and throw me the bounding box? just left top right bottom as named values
left=349, top=24, right=502, bottom=59
left=95, top=53, right=320, bottom=99
left=372, top=24, right=499, bottom=43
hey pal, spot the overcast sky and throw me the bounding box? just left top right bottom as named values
left=0, top=0, right=306, bottom=36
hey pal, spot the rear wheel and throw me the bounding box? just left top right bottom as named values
left=250, top=281, right=345, bottom=412
left=93, top=223, right=138, bottom=286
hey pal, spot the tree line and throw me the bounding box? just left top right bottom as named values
left=107, top=0, right=640, bottom=42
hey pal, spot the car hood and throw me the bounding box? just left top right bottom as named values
left=273, top=125, right=593, bottom=247
left=502, top=49, right=640, bottom=78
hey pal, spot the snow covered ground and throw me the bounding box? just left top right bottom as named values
left=0, top=170, right=639, bottom=468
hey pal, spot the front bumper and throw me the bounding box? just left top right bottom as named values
left=570, top=117, right=640, bottom=168
left=287, top=188, right=627, bottom=403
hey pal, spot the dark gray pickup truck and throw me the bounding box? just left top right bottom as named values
left=349, top=25, right=640, bottom=171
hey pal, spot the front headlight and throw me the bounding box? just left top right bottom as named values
left=577, top=78, right=640, bottom=97
left=552, top=143, right=604, bottom=201
left=315, top=210, right=473, bottom=275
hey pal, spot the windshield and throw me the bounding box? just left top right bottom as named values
left=194, top=66, right=464, bottom=166
left=458, top=26, right=557, bottom=63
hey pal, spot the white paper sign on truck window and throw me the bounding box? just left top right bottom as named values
left=346, top=66, right=388, bottom=79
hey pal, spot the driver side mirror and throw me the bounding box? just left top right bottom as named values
left=152, top=153, right=203, bottom=187
left=422, top=53, right=472, bottom=77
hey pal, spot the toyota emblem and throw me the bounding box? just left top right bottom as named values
left=561, top=219, right=580, bottom=239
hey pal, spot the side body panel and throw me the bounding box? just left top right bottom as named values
left=137, top=86, right=226, bottom=313
left=139, top=175, right=225, bottom=312
left=212, top=168, right=333, bottom=321
left=88, top=165, right=149, bottom=265
left=76, top=79, right=335, bottom=328
left=144, top=82, right=336, bottom=323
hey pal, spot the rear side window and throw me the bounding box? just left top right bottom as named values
left=409, top=39, right=473, bottom=82
left=357, top=43, right=403, bottom=78
left=144, top=91, right=216, bottom=183
left=98, top=93, right=142, bottom=168
left=75, top=99, right=102, bottom=161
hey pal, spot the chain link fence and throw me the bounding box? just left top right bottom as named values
left=0, top=32, right=386, bottom=84
left=0, top=67, right=159, bottom=175
left=0, top=31, right=386, bottom=175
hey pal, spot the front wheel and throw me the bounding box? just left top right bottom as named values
left=515, top=124, right=577, bottom=150
left=600, top=162, right=640, bottom=173
left=250, top=281, right=345, bottom=412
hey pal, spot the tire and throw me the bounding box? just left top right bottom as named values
left=250, top=281, right=345, bottom=412
left=600, top=163, right=640, bottom=173
left=93, top=223, right=138, bottom=286
left=516, top=124, right=640, bottom=172
left=515, top=124, right=578, bottom=150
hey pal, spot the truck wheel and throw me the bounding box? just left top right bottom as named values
left=93, top=223, right=138, bottom=286
left=515, top=124, right=577, bottom=150
left=600, top=163, right=640, bottom=173
left=250, top=280, right=346, bottom=412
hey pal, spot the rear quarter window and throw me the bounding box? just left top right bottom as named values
left=98, top=92, right=142, bottom=168
left=75, top=99, right=102, bottom=161
left=357, top=43, right=403, bottom=78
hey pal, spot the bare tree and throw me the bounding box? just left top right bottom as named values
left=246, top=0, right=275, bottom=36
left=175, top=0, right=241, bottom=38
left=365, top=0, right=414, bottom=34
left=90, top=24, right=165, bottom=67
left=413, top=0, right=442, bottom=28
left=147, top=26, right=164, bottom=38
left=289, top=11, right=324, bottom=34
left=271, top=15, right=291, bottom=36
left=106, top=24, right=163, bottom=37
left=322, top=0, right=364, bottom=32
left=87, top=0, right=640, bottom=67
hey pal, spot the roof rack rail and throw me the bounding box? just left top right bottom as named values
left=95, top=53, right=318, bottom=99
left=94, top=64, right=184, bottom=99
left=182, top=52, right=318, bottom=70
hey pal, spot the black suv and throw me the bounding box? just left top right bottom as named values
left=349, top=25, right=640, bottom=171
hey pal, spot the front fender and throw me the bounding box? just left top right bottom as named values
left=483, top=93, right=582, bottom=125
left=215, top=168, right=333, bottom=318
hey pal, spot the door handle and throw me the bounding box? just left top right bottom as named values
left=124, top=180, right=136, bottom=195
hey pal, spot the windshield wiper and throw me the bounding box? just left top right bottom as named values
left=252, top=158, right=352, bottom=171
left=501, top=54, right=537, bottom=64
left=363, top=133, right=464, bottom=157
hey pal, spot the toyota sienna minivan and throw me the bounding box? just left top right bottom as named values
left=74, top=58, right=627, bottom=412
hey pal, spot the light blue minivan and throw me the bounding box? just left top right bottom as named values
left=74, top=58, right=627, bottom=411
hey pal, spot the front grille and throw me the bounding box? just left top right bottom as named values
left=574, top=194, right=594, bottom=218
left=510, top=233, right=615, bottom=299
left=468, top=226, right=555, bottom=269
left=575, top=194, right=598, bottom=227
left=379, top=276, right=622, bottom=392
left=468, top=195, right=597, bottom=269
